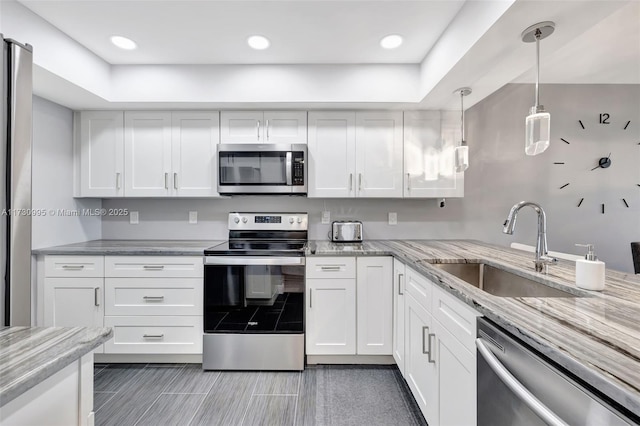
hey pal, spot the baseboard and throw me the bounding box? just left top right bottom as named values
left=306, top=355, right=395, bottom=365
left=95, top=354, right=203, bottom=364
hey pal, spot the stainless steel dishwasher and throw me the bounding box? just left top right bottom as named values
left=476, top=318, right=637, bottom=425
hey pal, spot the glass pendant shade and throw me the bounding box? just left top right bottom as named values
left=454, top=143, right=469, bottom=172
left=525, top=107, right=550, bottom=156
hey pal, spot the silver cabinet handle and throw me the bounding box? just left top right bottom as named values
left=309, top=289, right=312, bottom=308
left=257, top=120, right=260, bottom=141
left=143, top=296, right=165, bottom=301
left=62, top=265, right=84, bottom=270
left=143, top=265, right=165, bottom=270
left=116, top=172, right=121, bottom=190
left=174, top=172, right=178, bottom=190
left=359, top=173, right=362, bottom=192
left=94, top=287, right=100, bottom=306
left=349, top=173, right=353, bottom=191
left=476, top=339, right=568, bottom=426
left=407, top=173, right=411, bottom=191
left=422, top=326, right=429, bottom=354
left=320, top=266, right=341, bottom=271
left=427, top=333, right=436, bottom=363
left=266, top=119, right=270, bottom=141
left=398, top=273, right=404, bottom=295
left=143, top=334, right=164, bottom=339
left=164, top=172, right=169, bottom=189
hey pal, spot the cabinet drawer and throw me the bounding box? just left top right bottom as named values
left=105, top=256, right=203, bottom=278
left=103, top=316, right=202, bottom=354
left=306, top=257, right=356, bottom=279
left=405, top=267, right=432, bottom=311
left=431, top=284, right=480, bottom=352
left=44, top=256, right=104, bottom=277
left=104, top=278, right=202, bottom=316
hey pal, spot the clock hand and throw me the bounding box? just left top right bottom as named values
left=591, top=164, right=602, bottom=171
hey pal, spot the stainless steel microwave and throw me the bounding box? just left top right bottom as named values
left=217, top=143, right=307, bottom=195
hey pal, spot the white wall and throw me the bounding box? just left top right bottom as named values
left=101, top=84, right=640, bottom=272
left=32, top=96, right=102, bottom=248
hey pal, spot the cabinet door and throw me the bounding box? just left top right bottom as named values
left=405, top=293, right=438, bottom=425
left=433, top=319, right=476, bottom=426
left=263, top=111, right=307, bottom=143
left=44, top=278, right=103, bottom=327
left=306, top=278, right=356, bottom=355
left=307, top=112, right=356, bottom=198
left=404, top=111, right=464, bottom=198
left=356, top=257, right=392, bottom=355
left=79, top=111, right=124, bottom=197
left=171, top=111, right=219, bottom=197
left=355, top=111, right=403, bottom=197
left=124, top=112, right=172, bottom=196
left=393, top=259, right=406, bottom=374
left=220, top=111, right=263, bottom=143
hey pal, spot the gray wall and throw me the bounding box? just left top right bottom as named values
left=101, top=84, right=640, bottom=272
left=32, top=96, right=102, bottom=248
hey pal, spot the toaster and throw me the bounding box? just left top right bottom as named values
left=331, top=221, right=363, bottom=242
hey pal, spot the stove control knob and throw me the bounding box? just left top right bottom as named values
left=297, top=217, right=302, bottom=224
left=234, top=217, right=240, bottom=224
left=242, top=217, right=248, bottom=223
left=289, top=217, right=295, bottom=224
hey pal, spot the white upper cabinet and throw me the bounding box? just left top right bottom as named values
left=78, top=111, right=124, bottom=197
left=171, top=112, right=219, bottom=197
left=124, top=112, right=173, bottom=197
left=220, top=111, right=307, bottom=143
left=308, top=111, right=356, bottom=197
left=404, top=111, right=464, bottom=198
left=355, top=111, right=403, bottom=197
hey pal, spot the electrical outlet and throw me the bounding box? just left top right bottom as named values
left=130, top=211, right=139, bottom=225
left=321, top=211, right=331, bottom=224
left=388, top=212, right=397, bottom=225
left=189, top=211, right=198, bottom=224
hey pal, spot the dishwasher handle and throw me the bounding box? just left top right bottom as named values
left=476, top=338, right=569, bottom=426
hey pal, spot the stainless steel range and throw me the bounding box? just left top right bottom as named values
left=203, top=212, right=307, bottom=371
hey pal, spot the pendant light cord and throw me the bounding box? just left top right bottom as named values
left=460, top=90, right=465, bottom=145
left=535, top=29, right=541, bottom=108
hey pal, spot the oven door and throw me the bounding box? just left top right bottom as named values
left=217, top=143, right=307, bottom=194
left=203, top=256, right=305, bottom=333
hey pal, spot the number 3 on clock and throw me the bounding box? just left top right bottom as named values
left=599, top=113, right=610, bottom=124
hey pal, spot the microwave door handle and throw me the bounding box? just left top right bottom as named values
left=285, top=152, right=293, bottom=185
left=476, top=339, right=568, bottom=426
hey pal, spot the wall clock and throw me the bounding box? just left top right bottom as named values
left=554, top=113, right=639, bottom=214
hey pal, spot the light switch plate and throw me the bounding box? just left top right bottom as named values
left=388, top=212, right=397, bottom=225
left=189, top=211, right=198, bottom=224
left=321, top=211, right=331, bottom=224
left=130, top=211, right=139, bottom=225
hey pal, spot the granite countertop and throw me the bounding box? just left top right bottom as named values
left=32, top=240, right=224, bottom=256
left=309, top=239, right=640, bottom=417
left=0, top=326, right=113, bottom=407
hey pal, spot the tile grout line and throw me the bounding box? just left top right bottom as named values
left=131, top=364, right=185, bottom=426
left=253, top=393, right=299, bottom=396
left=186, top=370, right=224, bottom=426
left=292, top=371, right=303, bottom=426
left=238, top=371, right=262, bottom=426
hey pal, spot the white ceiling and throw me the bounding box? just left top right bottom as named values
left=18, top=0, right=466, bottom=65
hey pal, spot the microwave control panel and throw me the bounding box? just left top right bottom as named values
left=292, top=152, right=305, bottom=185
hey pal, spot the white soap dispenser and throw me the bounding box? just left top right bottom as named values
left=575, top=244, right=605, bottom=291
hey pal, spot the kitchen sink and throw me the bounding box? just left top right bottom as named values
left=429, top=262, right=577, bottom=298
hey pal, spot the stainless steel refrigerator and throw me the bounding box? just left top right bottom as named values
left=1, top=35, right=33, bottom=326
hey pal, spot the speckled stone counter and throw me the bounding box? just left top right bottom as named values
left=0, top=326, right=112, bottom=407
left=309, top=239, right=640, bottom=417
left=32, top=239, right=224, bottom=256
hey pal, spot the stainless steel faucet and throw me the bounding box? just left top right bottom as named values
left=503, top=201, right=557, bottom=273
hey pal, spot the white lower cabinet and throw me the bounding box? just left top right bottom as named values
left=305, top=256, right=392, bottom=356
left=392, top=259, right=406, bottom=374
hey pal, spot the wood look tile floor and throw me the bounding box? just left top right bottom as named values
left=93, top=364, right=426, bottom=426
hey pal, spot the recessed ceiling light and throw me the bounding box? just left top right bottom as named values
left=110, top=35, right=137, bottom=50
left=380, top=34, right=403, bottom=49
left=247, top=35, right=270, bottom=50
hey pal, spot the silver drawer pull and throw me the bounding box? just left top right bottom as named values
left=62, top=265, right=84, bottom=270
left=143, top=265, right=165, bottom=270
left=143, top=334, right=164, bottom=339
left=94, top=288, right=100, bottom=306
left=422, top=326, right=429, bottom=354
left=398, top=273, right=404, bottom=295
left=143, top=296, right=165, bottom=301
left=427, top=333, right=436, bottom=363
left=320, top=266, right=341, bottom=271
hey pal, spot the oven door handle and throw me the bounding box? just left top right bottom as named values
left=476, top=338, right=568, bottom=426
left=205, top=256, right=306, bottom=266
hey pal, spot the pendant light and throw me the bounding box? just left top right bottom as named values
left=521, top=21, right=555, bottom=156
left=454, top=87, right=471, bottom=172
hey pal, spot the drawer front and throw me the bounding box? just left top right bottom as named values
left=104, top=278, right=202, bottom=316
left=306, top=257, right=356, bottom=279
left=105, top=256, right=203, bottom=278
left=431, top=284, right=480, bottom=352
left=103, top=316, right=202, bottom=354
left=44, top=256, right=104, bottom=277
left=405, top=267, right=432, bottom=312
